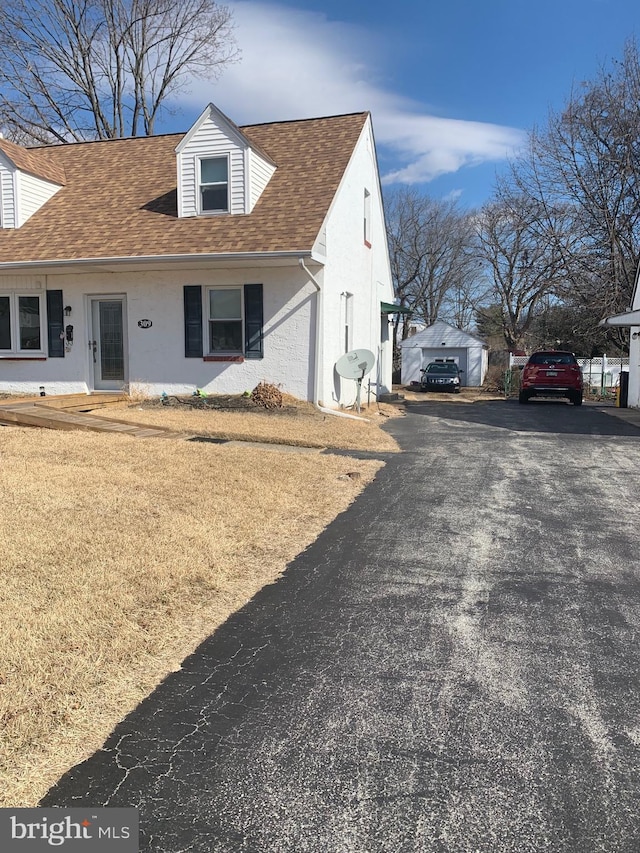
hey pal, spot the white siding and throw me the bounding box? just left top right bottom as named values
left=628, top=331, right=640, bottom=407
left=0, top=153, right=61, bottom=229
left=627, top=283, right=640, bottom=407
left=178, top=114, right=247, bottom=217
left=17, top=172, right=62, bottom=226
left=400, top=345, right=488, bottom=387
left=0, top=155, right=16, bottom=229
left=403, top=320, right=486, bottom=350
left=0, top=274, right=44, bottom=291
left=248, top=149, right=276, bottom=210
left=400, top=321, right=489, bottom=386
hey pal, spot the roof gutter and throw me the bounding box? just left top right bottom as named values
left=599, top=308, right=640, bottom=327
left=0, top=250, right=313, bottom=272
left=298, top=257, right=366, bottom=421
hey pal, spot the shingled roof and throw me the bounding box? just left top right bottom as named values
left=0, top=112, right=369, bottom=266
left=0, top=137, right=67, bottom=186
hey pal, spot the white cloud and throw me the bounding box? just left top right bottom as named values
left=178, top=1, right=525, bottom=185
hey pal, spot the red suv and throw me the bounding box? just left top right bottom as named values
left=519, top=350, right=583, bottom=406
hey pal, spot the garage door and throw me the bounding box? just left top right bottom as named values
left=421, top=349, right=468, bottom=385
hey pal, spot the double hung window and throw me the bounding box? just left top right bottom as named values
left=208, top=288, right=242, bottom=353
left=0, top=293, right=44, bottom=353
left=200, top=157, right=229, bottom=213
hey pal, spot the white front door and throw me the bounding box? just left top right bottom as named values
left=90, top=297, right=127, bottom=391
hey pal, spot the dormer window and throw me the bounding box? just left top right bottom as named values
left=176, top=104, right=277, bottom=218
left=200, top=156, right=229, bottom=214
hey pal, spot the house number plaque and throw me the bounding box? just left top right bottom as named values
left=138, top=319, right=152, bottom=328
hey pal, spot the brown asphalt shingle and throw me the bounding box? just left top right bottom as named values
left=0, top=137, right=66, bottom=187
left=0, top=113, right=369, bottom=265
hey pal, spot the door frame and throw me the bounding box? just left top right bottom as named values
left=87, top=294, right=128, bottom=392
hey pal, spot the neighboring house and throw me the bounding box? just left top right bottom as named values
left=400, top=320, right=489, bottom=387
left=601, top=268, right=639, bottom=405
left=0, top=104, right=394, bottom=408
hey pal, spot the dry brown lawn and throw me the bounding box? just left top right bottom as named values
left=0, top=412, right=392, bottom=807
left=103, top=395, right=402, bottom=452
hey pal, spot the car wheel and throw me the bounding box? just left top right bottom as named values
left=518, top=391, right=530, bottom=404
left=572, top=393, right=583, bottom=406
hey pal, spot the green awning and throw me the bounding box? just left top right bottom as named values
left=381, top=301, right=411, bottom=315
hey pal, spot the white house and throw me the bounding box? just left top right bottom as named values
left=0, top=104, right=394, bottom=409
left=601, top=263, right=640, bottom=406
left=400, top=320, right=489, bottom=387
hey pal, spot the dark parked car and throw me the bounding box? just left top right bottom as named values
left=420, top=361, right=462, bottom=393
left=519, top=350, right=583, bottom=405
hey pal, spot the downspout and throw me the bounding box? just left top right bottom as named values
left=298, top=258, right=366, bottom=420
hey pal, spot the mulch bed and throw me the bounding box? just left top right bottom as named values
left=139, top=394, right=303, bottom=416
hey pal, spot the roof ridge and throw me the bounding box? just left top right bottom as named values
left=26, top=132, right=185, bottom=151
left=24, top=112, right=369, bottom=150
left=243, top=111, right=369, bottom=128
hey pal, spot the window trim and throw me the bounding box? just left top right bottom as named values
left=0, top=291, right=46, bottom=357
left=198, top=154, right=230, bottom=215
left=206, top=285, right=244, bottom=355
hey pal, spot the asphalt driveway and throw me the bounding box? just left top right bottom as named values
left=42, top=399, right=640, bottom=852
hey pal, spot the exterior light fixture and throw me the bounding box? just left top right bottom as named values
left=64, top=305, right=72, bottom=316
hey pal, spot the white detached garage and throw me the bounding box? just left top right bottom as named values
left=400, top=320, right=489, bottom=387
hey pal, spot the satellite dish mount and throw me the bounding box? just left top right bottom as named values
left=335, top=348, right=375, bottom=413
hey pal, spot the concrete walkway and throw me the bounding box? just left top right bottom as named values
left=41, top=399, right=640, bottom=852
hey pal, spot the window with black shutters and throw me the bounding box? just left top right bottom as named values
left=0, top=293, right=45, bottom=354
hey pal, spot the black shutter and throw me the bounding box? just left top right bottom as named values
left=184, top=285, right=203, bottom=358
left=244, top=283, right=263, bottom=359
left=46, top=290, right=64, bottom=358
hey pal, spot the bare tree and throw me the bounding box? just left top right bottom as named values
left=0, top=0, right=238, bottom=142
left=508, top=38, right=640, bottom=346
left=476, top=191, right=566, bottom=352
left=439, top=262, right=490, bottom=331
left=385, top=186, right=481, bottom=360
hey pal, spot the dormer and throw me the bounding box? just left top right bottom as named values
left=0, top=138, right=65, bottom=229
left=175, top=103, right=276, bottom=218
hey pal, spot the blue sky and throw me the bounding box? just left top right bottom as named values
left=159, top=0, right=640, bottom=208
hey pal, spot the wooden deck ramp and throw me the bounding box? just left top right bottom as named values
left=0, top=394, right=183, bottom=439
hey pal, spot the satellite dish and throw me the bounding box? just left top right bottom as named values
left=335, top=348, right=375, bottom=380
left=335, top=349, right=375, bottom=413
